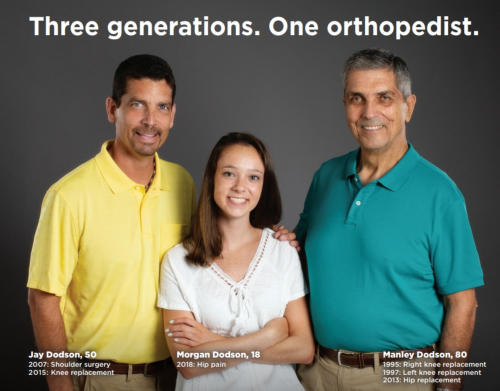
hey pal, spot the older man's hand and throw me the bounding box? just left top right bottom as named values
left=272, top=225, right=301, bottom=251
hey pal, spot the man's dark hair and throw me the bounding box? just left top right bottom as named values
left=342, top=48, right=412, bottom=98
left=112, top=54, right=176, bottom=106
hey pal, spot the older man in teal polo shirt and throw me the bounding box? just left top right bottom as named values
left=296, top=49, right=483, bottom=391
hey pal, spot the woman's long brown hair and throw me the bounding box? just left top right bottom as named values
left=184, top=132, right=282, bottom=266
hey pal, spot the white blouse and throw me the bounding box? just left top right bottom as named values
left=158, top=228, right=307, bottom=391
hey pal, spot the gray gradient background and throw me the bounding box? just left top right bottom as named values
left=2, top=0, right=498, bottom=389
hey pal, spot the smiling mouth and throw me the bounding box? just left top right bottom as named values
left=361, top=125, right=384, bottom=131
left=135, top=130, right=160, bottom=141
left=228, top=197, right=247, bottom=204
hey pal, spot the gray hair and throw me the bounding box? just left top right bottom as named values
left=342, top=48, right=412, bottom=98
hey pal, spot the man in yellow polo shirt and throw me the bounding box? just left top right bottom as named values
left=27, top=54, right=195, bottom=391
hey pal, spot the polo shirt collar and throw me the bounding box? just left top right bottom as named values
left=343, top=143, right=420, bottom=191
left=151, top=153, right=169, bottom=192
left=344, top=149, right=359, bottom=180
left=95, top=140, right=167, bottom=194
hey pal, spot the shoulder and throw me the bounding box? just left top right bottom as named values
left=158, top=159, right=194, bottom=185
left=165, top=243, right=201, bottom=272
left=262, top=228, right=300, bottom=265
left=166, top=243, right=189, bottom=262
left=412, top=153, right=464, bottom=203
left=319, top=150, right=355, bottom=171
left=163, top=243, right=209, bottom=286
left=45, top=157, right=98, bottom=203
left=313, top=149, right=356, bottom=181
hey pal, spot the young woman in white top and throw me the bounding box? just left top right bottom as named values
left=158, top=132, right=314, bottom=391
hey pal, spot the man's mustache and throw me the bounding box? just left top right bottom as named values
left=357, top=120, right=385, bottom=127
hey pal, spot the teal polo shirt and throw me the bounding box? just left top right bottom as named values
left=296, top=144, right=483, bottom=352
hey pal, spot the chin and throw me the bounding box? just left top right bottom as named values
left=220, top=209, right=251, bottom=221
left=359, top=138, right=389, bottom=151
left=134, top=146, right=159, bottom=156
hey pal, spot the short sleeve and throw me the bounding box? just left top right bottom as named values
left=27, top=189, right=79, bottom=296
left=157, top=251, right=191, bottom=311
left=296, top=171, right=319, bottom=245
left=283, top=244, right=308, bottom=303
left=432, top=198, right=484, bottom=295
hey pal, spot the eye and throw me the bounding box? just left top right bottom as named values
left=222, top=171, right=234, bottom=177
left=159, top=103, right=171, bottom=111
left=131, top=101, right=142, bottom=108
left=380, top=95, right=392, bottom=103
left=249, top=175, right=260, bottom=181
left=349, top=95, right=363, bottom=104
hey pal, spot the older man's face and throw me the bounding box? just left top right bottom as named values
left=343, top=68, right=416, bottom=154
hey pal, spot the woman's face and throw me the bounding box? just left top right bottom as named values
left=213, top=144, right=265, bottom=222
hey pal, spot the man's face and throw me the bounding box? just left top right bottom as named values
left=343, top=68, right=416, bottom=154
left=105, top=78, right=176, bottom=158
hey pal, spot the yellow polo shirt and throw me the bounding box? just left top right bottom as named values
left=27, top=141, right=196, bottom=363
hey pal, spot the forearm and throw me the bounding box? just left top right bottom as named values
left=173, top=324, right=287, bottom=378
left=436, top=289, right=477, bottom=390
left=252, top=297, right=314, bottom=365
left=252, top=334, right=314, bottom=365
left=164, top=310, right=288, bottom=379
left=28, top=288, right=73, bottom=391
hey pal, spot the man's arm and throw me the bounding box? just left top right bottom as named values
left=28, top=288, right=73, bottom=391
left=437, top=288, right=478, bottom=390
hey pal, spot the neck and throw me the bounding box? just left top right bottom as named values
left=217, top=216, right=260, bottom=253
left=358, top=142, right=408, bottom=185
left=108, top=141, right=155, bottom=185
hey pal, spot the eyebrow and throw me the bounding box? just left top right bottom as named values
left=222, top=165, right=264, bottom=174
left=346, top=90, right=397, bottom=97
left=126, top=97, right=147, bottom=105
left=127, top=97, right=172, bottom=105
left=376, top=90, right=396, bottom=96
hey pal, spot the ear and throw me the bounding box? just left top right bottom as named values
left=169, top=103, right=177, bottom=129
left=404, top=94, right=417, bottom=123
left=105, top=97, right=118, bottom=123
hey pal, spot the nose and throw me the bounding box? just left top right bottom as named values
left=362, top=99, right=378, bottom=119
left=231, top=176, right=245, bottom=192
left=141, top=108, right=155, bottom=127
